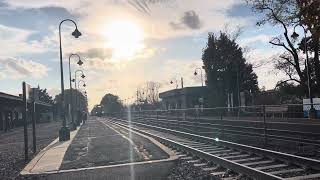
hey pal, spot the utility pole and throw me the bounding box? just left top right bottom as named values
left=181, top=77, right=184, bottom=88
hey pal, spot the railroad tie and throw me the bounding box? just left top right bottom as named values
left=233, top=157, right=263, bottom=163
left=176, top=154, right=187, bottom=158
left=187, top=159, right=201, bottom=163
left=207, top=149, right=233, bottom=154
left=221, top=174, right=243, bottom=180
left=241, top=160, right=273, bottom=166
left=180, top=156, right=193, bottom=160
left=269, top=168, right=304, bottom=175
left=197, top=145, right=220, bottom=149
left=215, top=151, right=242, bottom=157
left=223, top=154, right=251, bottom=159
left=255, top=164, right=288, bottom=170
left=202, top=166, right=219, bottom=171
left=193, top=163, right=207, bottom=167
left=198, top=147, right=225, bottom=151
left=210, top=171, right=226, bottom=177
left=284, top=173, right=320, bottom=180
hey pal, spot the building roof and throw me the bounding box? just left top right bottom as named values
left=159, top=86, right=207, bottom=99
left=0, top=92, right=22, bottom=101
left=0, top=91, right=52, bottom=107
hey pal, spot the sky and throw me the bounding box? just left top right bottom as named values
left=0, top=0, right=288, bottom=110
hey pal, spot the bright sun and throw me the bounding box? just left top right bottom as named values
left=103, top=20, right=145, bottom=60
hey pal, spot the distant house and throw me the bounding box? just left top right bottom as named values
left=0, top=91, right=53, bottom=132
left=159, top=86, right=208, bottom=110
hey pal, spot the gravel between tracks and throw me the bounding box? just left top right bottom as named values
left=0, top=121, right=60, bottom=180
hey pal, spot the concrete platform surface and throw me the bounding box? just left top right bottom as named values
left=19, top=117, right=178, bottom=180
left=60, top=119, right=144, bottom=169
left=21, top=126, right=80, bottom=174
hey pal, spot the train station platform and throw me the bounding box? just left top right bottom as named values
left=20, top=117, right=176, bottom=179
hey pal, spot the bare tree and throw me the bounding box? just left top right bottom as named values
left=136, top=81, right=161, bottom=105
left=247, top=0, right=320, bottom=95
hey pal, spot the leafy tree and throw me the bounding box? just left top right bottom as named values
left=275, top=81, right=304, bottom=103
left=297, top=0, right=320, bottom=93
left=254, top=89, right=280, bottom=105
left=54, top=89, right=88, bottom=116
left=38, top=87, right=54, bottom=104
left=100, top=93, right=123, bottom=113
left=202, top=32, right=259, bottom=107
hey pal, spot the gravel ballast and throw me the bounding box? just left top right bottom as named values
left=0, top=121, right=60, bottom=179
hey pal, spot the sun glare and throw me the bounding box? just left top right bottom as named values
left=103, top=20, right=145, bottom=60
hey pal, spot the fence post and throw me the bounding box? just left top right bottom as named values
left=166, top=110, right=169, bottom=128
left=22, top=82, right=29, bottom=162
left=196, top=109, right=200, bottom=134
left=220, top=109, right=224, bottom=139
left=263, top=105, right=267, bottom=145
left=32, top=102, right=36, bottom=153
left=143, top=111, right=146, bottom=122
left=138, top=110, right=141, bottom=121
left=182, top=110, right=186, bottom=131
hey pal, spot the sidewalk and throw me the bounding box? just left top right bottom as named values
left=21, top=126, right=80, bottom=174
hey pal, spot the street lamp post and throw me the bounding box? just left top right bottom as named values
left=170, top=78, right=178, bottom=89
left=68, top=54, right=84, bottom=130
left=291, top=24, right=317, bottom=119
left=81, top=90, right=88, bottom=123
left=72, top=70, right=85, bottom=125
left=77, top=80, right=86, bottom=124
left=194, top=67, right=204, bottom=87
left=58, top=19, right=82, bottom=141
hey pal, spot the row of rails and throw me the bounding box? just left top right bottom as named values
left=106, top=116, right=320, bottom=180
left=106, top=104, right=320, bottom=154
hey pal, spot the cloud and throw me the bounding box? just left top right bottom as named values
left=238, top=34, right=273, bottom=47
left=169, top=10, right=202, bottom=30
left=73, top=45, right=158, bottom=71
left=0, top=24, right=51, bottom=56
left=0, top=57, right=49, bottom=79
left=3, top=0, right=87, bottom=10
left=85, top=58, right=115, bottom=70
left=1, top=0, right=264, bottom=109
left=47, top=87, right=60, bottom=97
left=181, top=10, right=202, bottom=29
left=126, top=0, right=176, bottom=14
left=77, top=48, right=113, bottom=60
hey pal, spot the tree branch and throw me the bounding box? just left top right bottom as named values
left=276, top=78, right=301, bottom=87
left=263, top=6, right=304, bottom=80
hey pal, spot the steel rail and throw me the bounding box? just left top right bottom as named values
left=107, top=119, right=283, bottom=180
left=110, top=117, right=320, bottom=170
left=131, top=116, right=320, bottom=146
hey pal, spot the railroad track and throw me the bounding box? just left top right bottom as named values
left=131, top=115, right=320, bottom=147
left=105, top=117, right=320, bottom=180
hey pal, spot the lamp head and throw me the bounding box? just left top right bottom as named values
left=170, top=80, right=173, bottom=84
left=81, top=74, right=86, bottom=79
left=291, top=31, right=299, bottom=39
left=194, top=71, right=198, bottom=76
left=77, top=59, right=84, bottom=66
left=71, top=79, right=75, bottom=82
left=83, top=83, right=86, bottom=87
left=72, top=28, right=82, bottom=38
